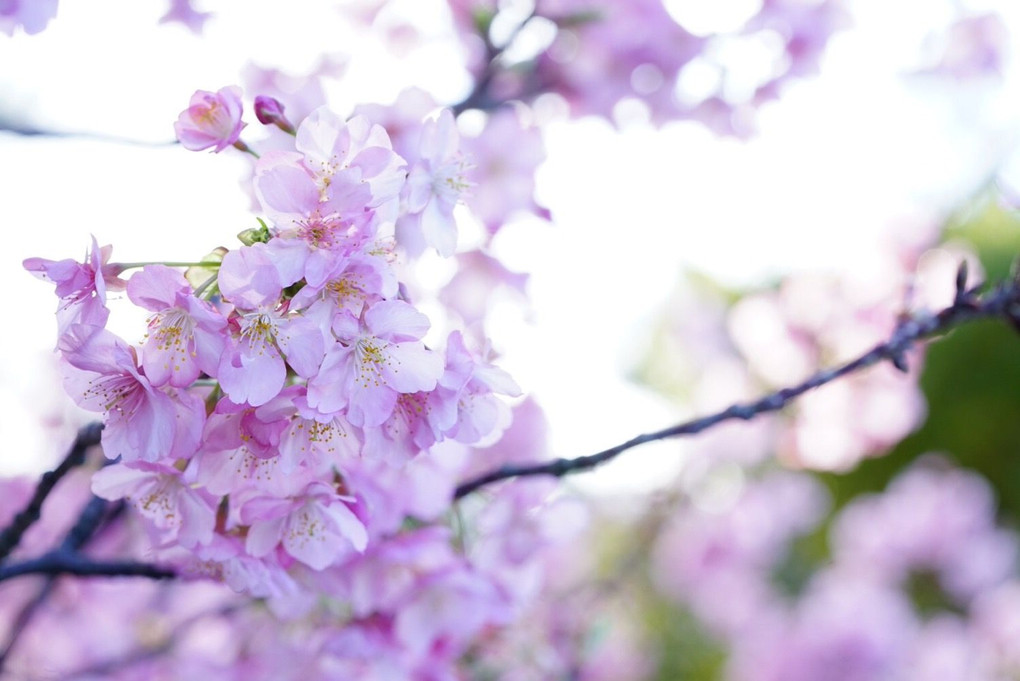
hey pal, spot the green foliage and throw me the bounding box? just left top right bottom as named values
left=646, top=603, right=727, bottom=681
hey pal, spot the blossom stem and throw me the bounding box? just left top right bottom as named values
left=232, top=139, right=260, bottom=158
left=116, top=261, right=223, bottom=270
left=192, top=273, right=219, bottom=298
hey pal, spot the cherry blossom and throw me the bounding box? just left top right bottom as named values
left=23, top=235, right=126, bottom=338
left=127, top=265, right=228, bottom=388
left=174, top=85, right=247, bottom=153
left=59, top=325, right=205, bottom=462
left=307, top=299, right=443, bottom=427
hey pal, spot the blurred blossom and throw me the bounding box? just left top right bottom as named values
left=915, top=13, right=1010, bottom=81
left=652, top=471, right=829, bottom=637
left=439, top=249, right=530, bottom=334
left=909, top=243, right=984, bottom=312
left=728, top=576, right=918, bottom=681
left=159, top=0, right=213, bottom=34
left=0, top=0, right=57, bottom=35
left=461, top=107, right=551, bottom=235
left=446, top=0, right=847, bottom=132
left=832, top=460, right=1017, bottom=603
left=724, top=240, right=943, bottom=471
left=909, top=616, right=984, bottom=681
left=243, top=61, right=334, bottom=130
left=972, top=581, right=1020, bottom=675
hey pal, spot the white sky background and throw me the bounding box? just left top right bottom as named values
left=1, top=0, right=1019, bottom=493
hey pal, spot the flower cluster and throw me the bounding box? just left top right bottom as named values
left=23, top=87, right=547, bottom=675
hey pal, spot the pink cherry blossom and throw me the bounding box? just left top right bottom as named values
left=216, top=244, right=325, bottom=406
left=23, top=235, right=126, bottom=337
left=241, top=481, right=368, bottom=570
left=92, top=462, right=217, bottom=548
left=127, top=264, right=228, bottom=388
left=0, top=0, right=58, bottom=35
left=279, top=389, right=363, bottom=474
left=59, top=325, right=205, bottom=462
left=397, top=109, right=469, bottom=257
left=462, top=108, right=550, bottom=234
left=174, top=85, right=247, bottom=153
left=294, top=107, right=407, bottom=208
left=290, top=248, right=398, bottom=325
left=307, top=300, right=443, bottom=427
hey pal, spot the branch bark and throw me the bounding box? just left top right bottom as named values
left=0, top=423, right=103, bottom=562
left=454, top=266, right=1020, bottom=498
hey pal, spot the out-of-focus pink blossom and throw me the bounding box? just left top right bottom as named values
left=652, top=471, right=828, bottom=637
left=728, top=577, right=918, bottom=681
left=440, top=250, right=530, bottom=330
left=832, top=461, right=1017, bottom=603
left=916, top=13, right=1010, bottom=80
left=398, top=109, right=469, bottom=257
left=0, top=0, right=57, bottom=35
left=174, top=85, right=247, bottom=153
left=159, top=0, right=212, bottom=34
left=462, top=107, right=550, bottom=234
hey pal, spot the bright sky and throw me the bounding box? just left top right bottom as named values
left=2, top=0, right=1019, bottom=493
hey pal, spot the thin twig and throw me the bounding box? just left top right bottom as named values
left=454, top=267, right=1020, bottom=499
left=0, top=423, right=103, bottom=562
left=452, top=8, right=537, bottom=115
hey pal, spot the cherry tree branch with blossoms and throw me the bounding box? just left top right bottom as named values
left=3, top=264, right=1018, bottom=586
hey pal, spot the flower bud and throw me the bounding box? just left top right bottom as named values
left=254, top=95, right=296, bottom=135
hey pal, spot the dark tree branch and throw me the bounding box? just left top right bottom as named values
left=454, top=266, right=1020, bottom=499
left=452, top=9, right=537, bottom=115
left=0, top=551, right=175, bottom=581
left=0, top=423, right=103, bottom=562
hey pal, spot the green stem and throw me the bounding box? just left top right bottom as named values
left=115, top=261, right=223, bottom=271
left=232, top=140, right=260, bottom=158
left=193, top=273, right=218, bottom=298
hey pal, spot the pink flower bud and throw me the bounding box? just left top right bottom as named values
left=254, top=95, right=295, bottom=134
left=174, top=85, right=246, bottom=152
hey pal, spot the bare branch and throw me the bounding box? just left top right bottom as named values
left=0, top=551, right=175, bottom=582
left=0, top=423, right=103, bottom=562
left=454, top=269, right=1020, bottom=498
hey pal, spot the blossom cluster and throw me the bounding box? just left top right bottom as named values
left=20, top=85, right=564, bottom=676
